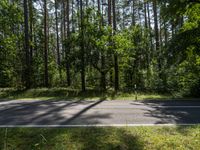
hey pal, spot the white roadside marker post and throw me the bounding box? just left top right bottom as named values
left=135, top=84, right=137, bottom=101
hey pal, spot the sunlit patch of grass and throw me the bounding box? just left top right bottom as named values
left=0, top=126, right=200, bottom=150
left=111, top=92, right=172, bottom=100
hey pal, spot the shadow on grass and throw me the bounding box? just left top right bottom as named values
left=0, top=127, right=144, bottom=150
left=174, top=125, right=200, bottom=136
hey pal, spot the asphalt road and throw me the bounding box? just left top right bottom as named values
left=0, top=100, right=200, bottom=126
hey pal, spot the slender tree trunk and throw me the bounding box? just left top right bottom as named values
left=97, top=0, right=101, bottom=26
left=108, top=0, right=113, bottom=87
left=61, top=4, right=64, bottom=60
left=28, top=0, right=33, bottom=70
left=147, top=1, right=153, bottom=52
left=153, top=0, right=160, bottom=51
left=63, top=0, right=66, bottom=47
left=153, top=0, right=161, bottom=75
left=112, top=0, right=119, bottom=91
left=55, top=0, right=62, bottom=82
left=144, top=1, right=148, bottom=29
left=66, top=0, right=71, bottom=86
left=97, top=0, right=100, bottom=13
left=29, top=0, right=34, bottom=87
left=132, top=0, right=136, bottom=26
left=164, top=20, right=168, bottom=46
left=122, top=5, right=125, bottom=28
left=80, top=0, right=86, bottom=91
left=44, top=0, right=49, bottom=87
left=159, top=14, right=163, bottom=49
left=72, top=0, right=75, bottom=33
left=63, top=0, right=70, bottom=86
left=108, top=0, right=113, bottom=86
left=144, top=0, right=150, bottom=84
left=101, top=54, right=106, bottom=91
left=108, top=0, right=112, bottom=26
left=163, top=3, right=168, bottom=45
left=23, top=0, right=30, bottom=88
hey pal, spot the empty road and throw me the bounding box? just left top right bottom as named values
left=0, top=100, right=200, bottom=127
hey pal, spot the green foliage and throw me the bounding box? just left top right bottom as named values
left=0, top=0, right=199, bottom=97
left=165, top=2, right=200, bottom=96
left=0, top=0, right=23, bottom=87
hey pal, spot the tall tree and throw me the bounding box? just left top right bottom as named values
left=63, top=0, right=66, bottom=52
left=132, top=0, right=136, bottom=26
left=108, top=0, right=112, bottom=26
left=80, top=0, right=86, bottom=91
left=147, top=1, right=154, bottom=52
left=97, top=0, right=100, bottom=13
left=153, top=0, right=162, bottom=79
left=108, top=0, right=114, bottom=87
left=112, top=0, right=119, bottom=91
left=66, top=0, right=71, bottom=86
left=23, top=0, right=30, bottom=88
left=44, top=0, right=49, bottom=87
left=71, top=0, right=75, bottom=32
left=28, top=0, right=33, bottom=72
left=144, top=0, right=148, bottom=28
left=55, top=0, right=61, bottom=81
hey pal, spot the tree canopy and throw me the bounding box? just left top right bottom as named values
left=0, top=0, right=199, bottom=97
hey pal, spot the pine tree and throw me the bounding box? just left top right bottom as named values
left=44, top=0, right=49, bottom=87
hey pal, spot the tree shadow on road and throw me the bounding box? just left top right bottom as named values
left=0, top=99, right=110, bottom=125
left=134, top=101, right=200, bottom=124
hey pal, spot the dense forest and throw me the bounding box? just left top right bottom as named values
left=0, top=0, right=200, bottom=96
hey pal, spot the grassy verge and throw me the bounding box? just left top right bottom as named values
left=0, top=88, right=198, bottom=101
left=0, top=126, right=200, bottom=150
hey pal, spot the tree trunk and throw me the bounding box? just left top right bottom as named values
left=80, top=0, right=86, bottom=91
left=55, top=0, right=62, bottom=82
left=144, top=0, right=150, bottom=84
left=44, top=0, right=49, bottom=87
left=97, top=0, right=100, bottom=13
left=66, top=0, right=71, bottom=86
left=108, top=0, right=112, bottom=26
left=147, top=1, right=153, bottom=52
left=61, top=3, right=64, bottom=60
left=132, top=0, right=136, bottom=26
left=144, top=1, right=148, bottom=29
left=101, top=54, right=106, bottom=91
left=112, top=0, right=119, bottom=91
left=164, top=20, right=168, bottom=46
left=63, top=0, right=66, bottom=47
left=71, top=0, right=75, bottom=33
left=108, top=0, right=113, bottom=87
left=28, top=0, right=33, bottom=73
left=23, top=0, right=30, bottom=88
left=153, top=0, right=161, bottom=75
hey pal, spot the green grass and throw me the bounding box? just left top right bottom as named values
left=0, top=126, right=200, bottom=150
left=0, top=88, right=178, bottom=101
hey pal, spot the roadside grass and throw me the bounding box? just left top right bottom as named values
left=0, top=88, right=198, bottom=101
left=0, top=126, right=200, bottom=150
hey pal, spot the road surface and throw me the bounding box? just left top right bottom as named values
left=0, top=100, right=200, bottom=127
